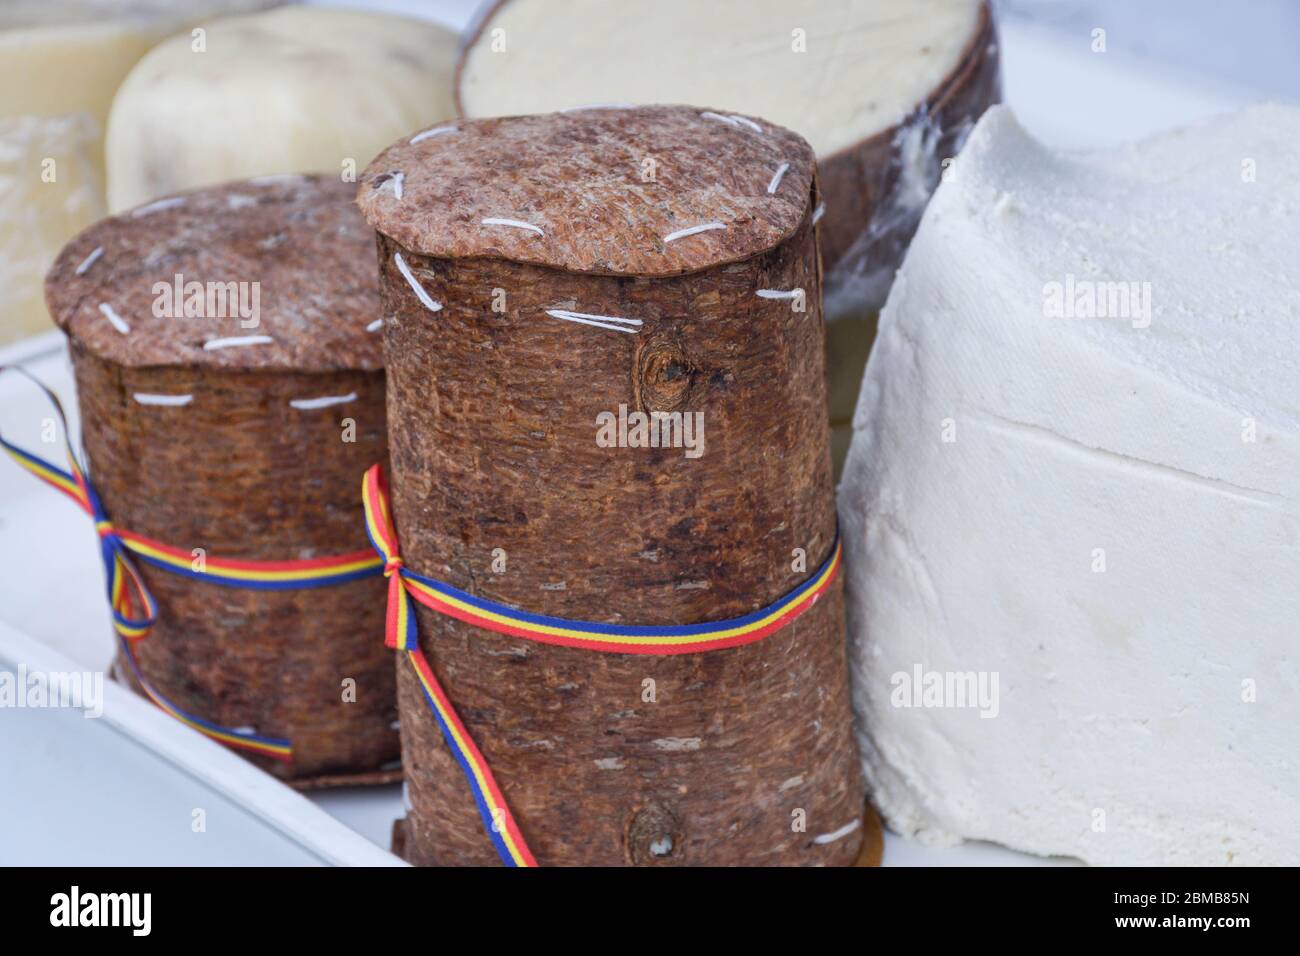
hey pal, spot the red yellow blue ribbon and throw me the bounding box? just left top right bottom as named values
left=115, top=528, right=381, bottom=591
left=361, top=463, right=841, bottom=867
left=1, top=366, right=383, bottom=762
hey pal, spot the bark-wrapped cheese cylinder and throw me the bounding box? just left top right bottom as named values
left=359, top=106, right=865, bottom=865
left=44, top=176, right=398, bottom=786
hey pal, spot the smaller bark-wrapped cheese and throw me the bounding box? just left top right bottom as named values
left=359, top=105, right=864, bottom=865
left=44, top=176, right=396, bottom=785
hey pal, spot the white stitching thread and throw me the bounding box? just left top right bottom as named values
left=290, top=392, right=357, bottom=410
left=132, top=392, right=192, bottom=407
left=700, top=111, right=763, bottom=134
left=812, top=818, right=862, bottom=845
left=700, top=111, right=736, bottom=126
left=481, top=217, right=544, bottom=237
left=728, top=115, right=763, bottom=133
left=393, top=252, right=442, bottom=313
left=410, top=124, right=457, bottom=144
left=75, top=247, right=103, bottom=276
left=97, top=303, right=130, bottom=335
left=202, top=335, right=273, bottom=351
left=130, top=197, right=186, bottom=218
left=663, top=222, right=726, bottom=244
left=544, top=309, right=642, bottom=335
left=767, top=162, right=790, bottom=194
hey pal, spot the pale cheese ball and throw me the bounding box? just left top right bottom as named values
left=106, top=5, right=458, bottom=212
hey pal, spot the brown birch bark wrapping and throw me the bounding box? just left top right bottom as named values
left=361, top=106, right=865, bottom=865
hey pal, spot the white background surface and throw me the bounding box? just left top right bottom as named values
left=1, top=0, right=1292, bottom=866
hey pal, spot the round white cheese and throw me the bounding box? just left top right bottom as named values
left=105, top=6, right=459, bottom=212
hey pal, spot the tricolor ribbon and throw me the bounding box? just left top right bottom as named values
left=361, top=463, right=841, bottom=867
left=0, top=366, right=383, bottom=762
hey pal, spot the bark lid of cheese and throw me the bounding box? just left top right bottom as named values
left=840, top=104, right=1300, bottom=866
left=45, top=175, right=381, bottom=372
left=358, top=105, right=816, bottom=278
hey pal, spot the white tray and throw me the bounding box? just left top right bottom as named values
left=0, top=3, right=1266, bottom=866
left=0, top=615, right=400, bottom=866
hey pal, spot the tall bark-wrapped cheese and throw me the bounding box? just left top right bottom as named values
left=43, top=176, right=397, bottom=786
left=359, top=106, right=864, bottom=865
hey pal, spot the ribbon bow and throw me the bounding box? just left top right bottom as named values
left=0, top=366, right=157, bottom=641
left=362, top=464, right=538, bottom=866
left=0, top=366, right=293, bottom=760
left=361, top=465, right=418, bottom=652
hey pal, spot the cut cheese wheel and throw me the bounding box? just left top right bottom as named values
left=0, top=2, right=277, bottom=124
left=840, top=105, right=1300, bottom=865
left=0, top=114, right=102, bottom=348
left=457, top=0, right=1000, bottom=474
left=0, top=0, right=280, bottom=346
left=105, top=6, right=459, bottom=213
left=456, top=0, right=1000, bottom=312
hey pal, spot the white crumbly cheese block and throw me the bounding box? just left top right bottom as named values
left=840, top=104, right=1300, bottom=866
left=0, top=0, right=278, bottom=346
left=106, top=6, right=460, bottom=213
